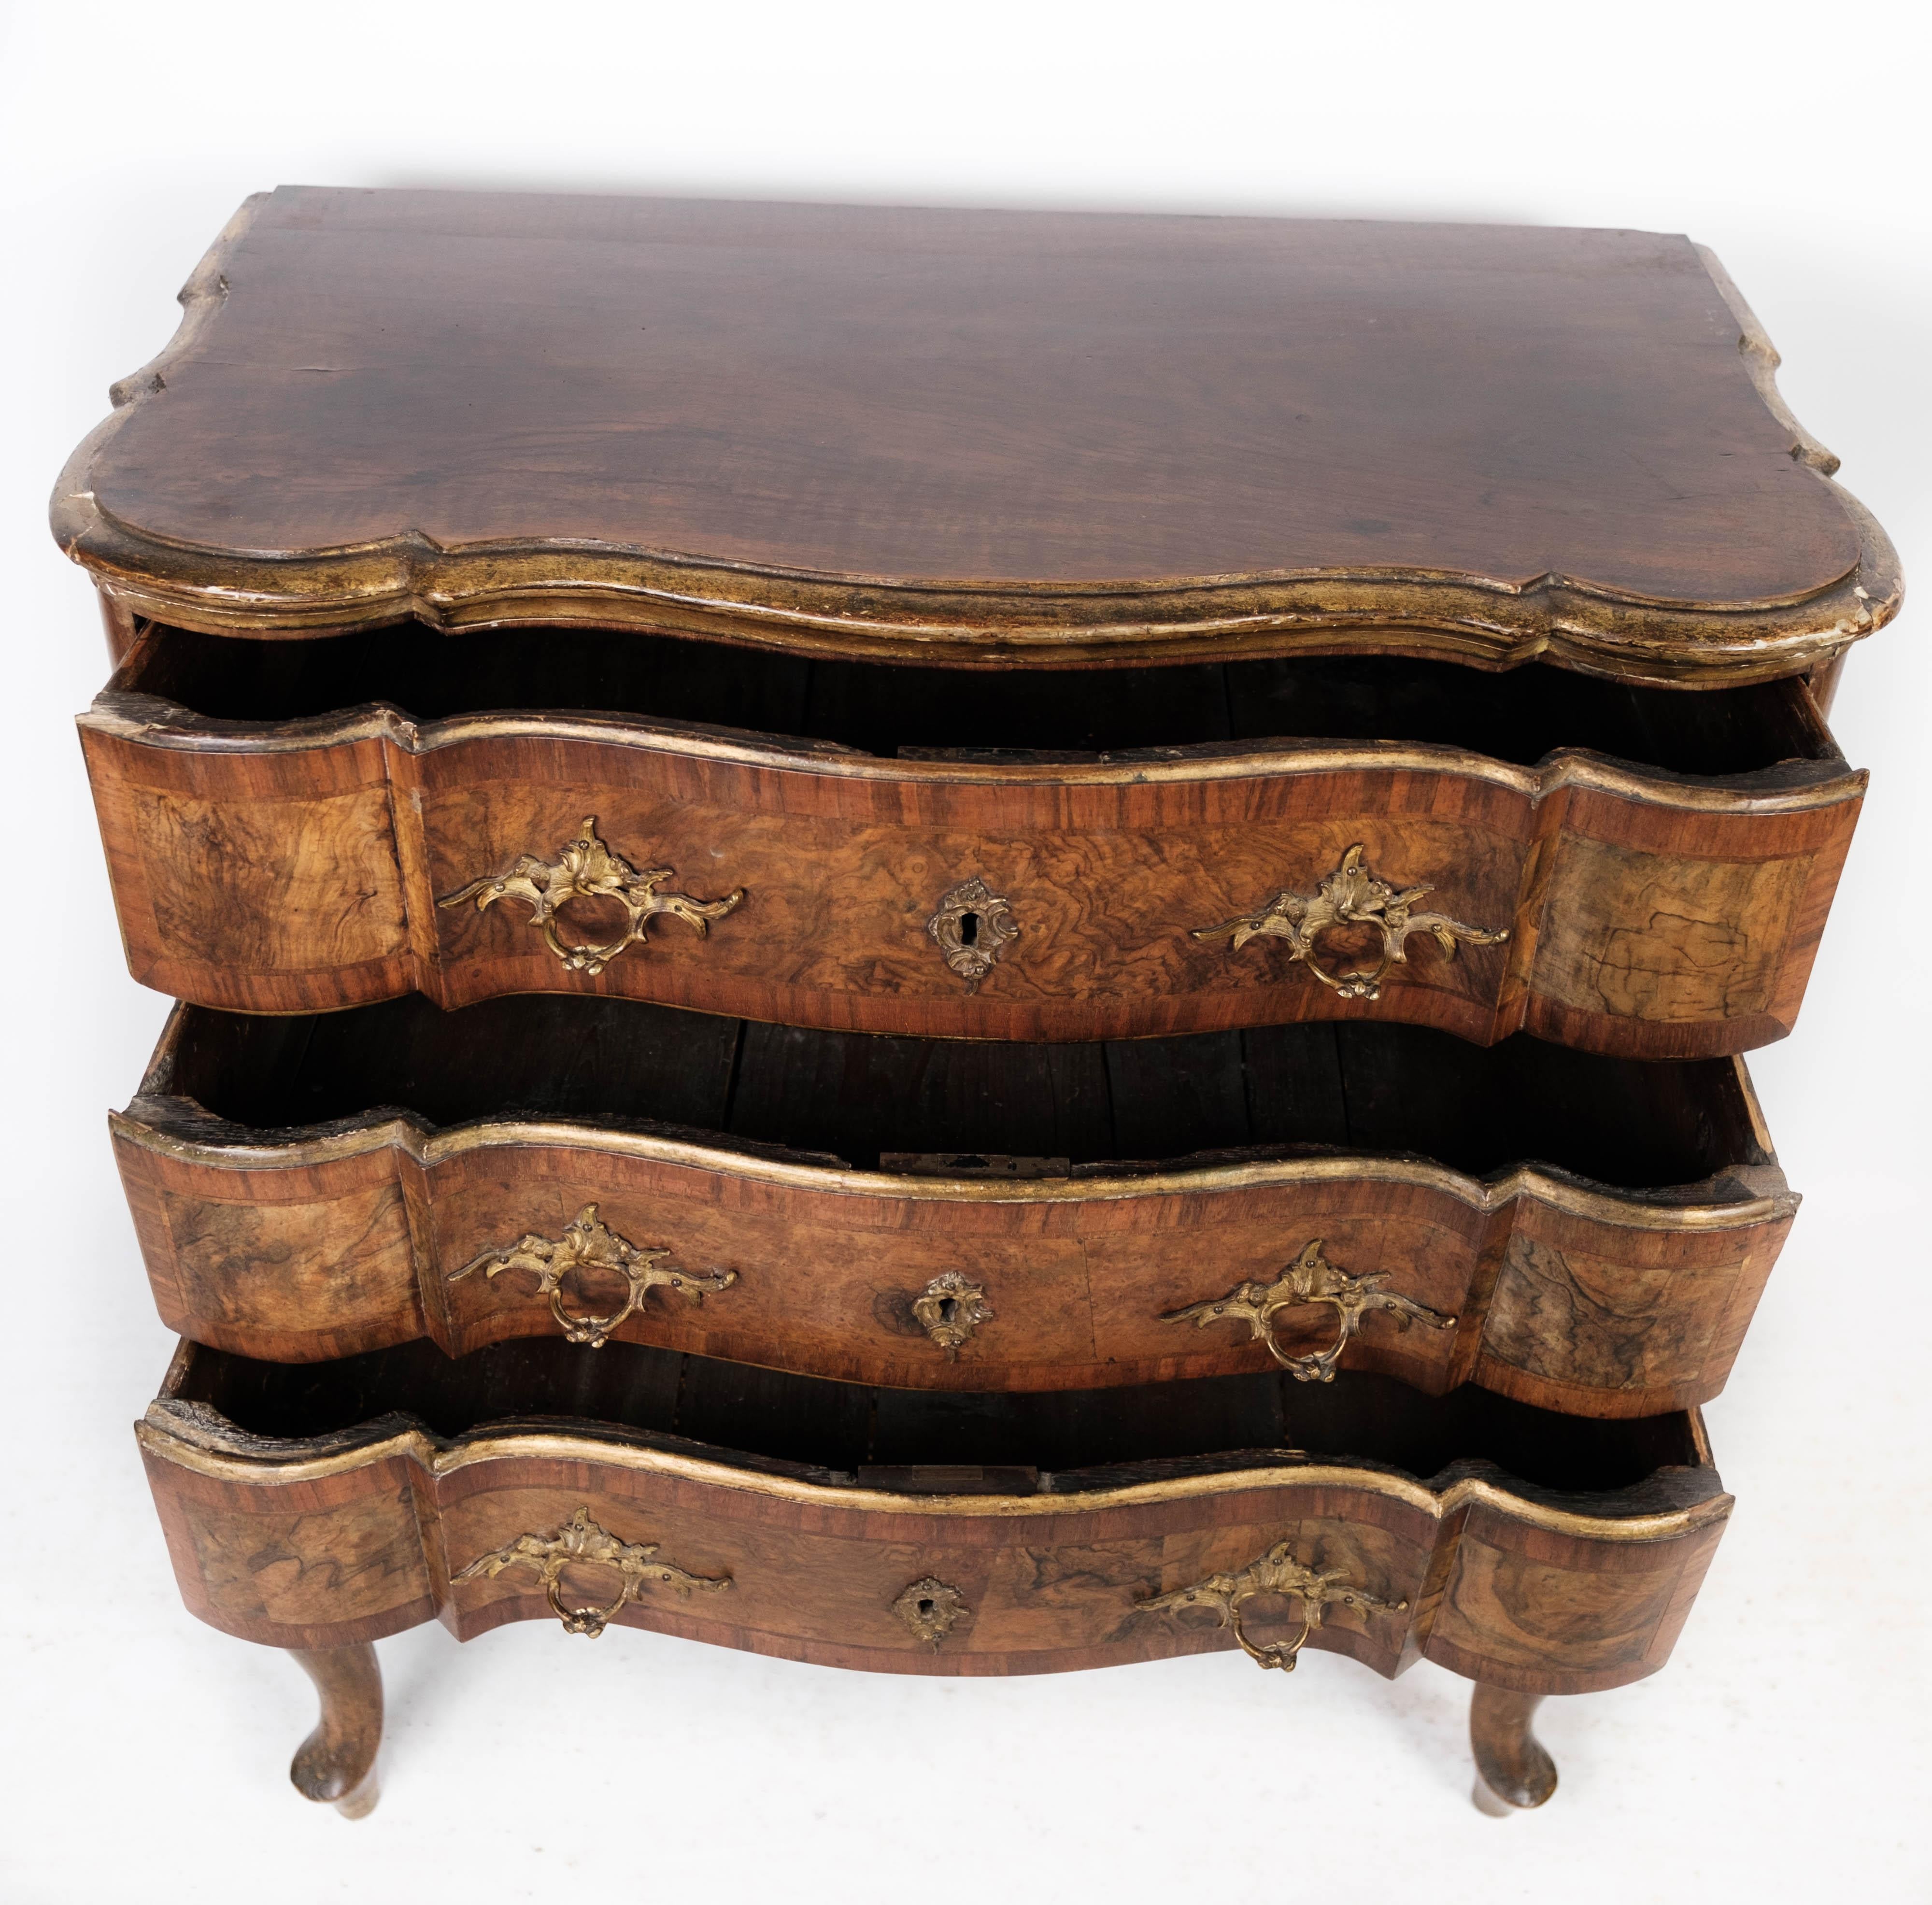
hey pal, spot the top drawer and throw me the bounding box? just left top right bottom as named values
left=80, top=620, right=1863, bottom=1057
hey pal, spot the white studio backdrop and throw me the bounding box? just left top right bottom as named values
left=2, top=2, right=1927, bottom=1899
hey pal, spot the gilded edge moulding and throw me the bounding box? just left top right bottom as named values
left=50, top=196, right=1901, bottom=685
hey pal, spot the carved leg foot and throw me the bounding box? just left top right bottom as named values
left=287, top=1643, right=383, bottom=1818
left=1469, top=1684, right=1557, bottom=1815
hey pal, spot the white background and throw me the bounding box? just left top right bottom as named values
left=2, top=2, right=1927, bottom=1898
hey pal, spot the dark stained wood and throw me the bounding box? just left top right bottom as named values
left=53, top=190, right=1898, bottom=681
left=112, top=999, right=1794, bottom=1413
left=139, top=1339, right=1731, bottom=1695
left=287, top=1644, right=382, bottom=1819
left=79, top=622, right=1866, bottom=1056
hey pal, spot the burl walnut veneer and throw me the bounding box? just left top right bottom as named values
left=143, top=1337, right=1728, bottom=1815
left=115, top=995, right=1793, bottom=1416
left=81, top=621, right=1861, bottom=1056
left=57, top=187, right=1903, bottom=1822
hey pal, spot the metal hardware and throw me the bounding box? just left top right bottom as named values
left=438, top=816, right=743, bottom=975
left=453, top=1505, right=731, bottom=1636
left=893, top=1577, right=970, bottom=1647
left=1141, top=1541, right=1406, bottom=1672
left=1192, top=842, right=1507, bottom=1000
left=925, top=876, right=1019, bottom=989
left=1162, top=1238, right=1454, bottom=1382
left=912, top=1271, right=994, bottom=1354
left=447, top=1203, right=735, bottom=1349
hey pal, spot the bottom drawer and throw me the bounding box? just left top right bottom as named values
left=141, top=1338, right=1729, bottom=1696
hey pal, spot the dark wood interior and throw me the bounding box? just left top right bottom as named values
left=161, top=995, right=1769, bottom=1189
left=173, top=1336, right=1704, bottom=1497
left=121, top=619, right=1833, bottom=777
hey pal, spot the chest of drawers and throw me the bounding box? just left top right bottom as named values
left=59, top=186, right=1900, bottom=1822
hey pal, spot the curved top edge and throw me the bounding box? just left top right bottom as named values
left=110, top=1094, right=1796, bottom=1234
left=136, top=1403, right=1732, bottom=1541
left=52, top=200, right=1902, bottom=684
left=58, top=496, right=1900, bottom=684
left=79, top=688, right=1866, bottom=816
left=1693, top=244, right=1842, bottom=478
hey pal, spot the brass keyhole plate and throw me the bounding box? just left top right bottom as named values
left=894, top=1576, right=969, bottom=1647
left=925, top=878, right=1018, bottom=990
left=911, top=1271, right=993, bottom=1354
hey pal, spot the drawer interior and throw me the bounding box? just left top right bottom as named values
left=169, top=1336, right=1708, bottom=1503
left=117, top=619, right=1835, bottom=777
left=158, top=996, right=1770, bottom=1190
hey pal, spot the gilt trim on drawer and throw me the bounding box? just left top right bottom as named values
left=78, top=689, right=1866, bottom=1057
left=110, top=1017, right=1799, bottom=1415
left=136, top=1373, right=1733, bottom=1694
left=141, top=1403, right=1734, bottom=1540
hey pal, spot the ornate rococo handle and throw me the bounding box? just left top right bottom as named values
left=448, top=1204, right=736, bottom=1349
left=1192, top=842, right=1507, bottom=1001
left=1162, top=1239, right=1454, bottom=1382
left=437, top=816, right=744, bottom=976
left=453, top=1506, right=731, bottom=1637
left=1141, top=1540, right=1407, bottom=1673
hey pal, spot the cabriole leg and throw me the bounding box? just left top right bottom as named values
left=1469, top=1683, right=1557, bottom=1816
left=286, top=1642, right=383, bottom=1819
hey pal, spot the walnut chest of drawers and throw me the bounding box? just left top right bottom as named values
left=58, top=186, right=1901, bottom=1820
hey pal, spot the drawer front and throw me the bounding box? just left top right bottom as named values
left=139, top=1407, right=1731, bottom=1695
left=114, top=1110, right=1794, bottom=1418
left=82, top=709, right=1862, bottom=1057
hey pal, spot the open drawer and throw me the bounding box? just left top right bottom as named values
left=115, top=995, right=1795, bottom=1417
left=140, top=1337, right=1730, bottom=1694
left=81, top=621, right=1862, bottom=1057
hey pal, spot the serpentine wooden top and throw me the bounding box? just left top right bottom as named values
left=53, top=187, right=1899, bottom=679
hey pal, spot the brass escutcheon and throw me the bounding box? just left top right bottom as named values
left=453, top=1505, right=731, bottom=1637
left=1192, top=843, right=1507, bottom=1001
left=447, top=1204, right=735, bottom=1349
left=1162, top=1239, right=1454, bottom=1382
left=438, top=816, right=744, bottom=975
left=893, top=1577, right=970, bottom=1648
left=925, top=877, right=1019, bottom=990
left=911, top=1271, right=994, bottom=1355
left=1140, top=1541, right=1406, bottom=1673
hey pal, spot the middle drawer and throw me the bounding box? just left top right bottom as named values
left=114, top=997, right=1793, bottom=1417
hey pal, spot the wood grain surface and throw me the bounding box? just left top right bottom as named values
left=81, top=634, right=1863, bottom=1055
left=114, top=1000, right=1796, bottom=1415
left=53, top=189, right=1899, bottom=680
left=138, top=1340, right=1730, bottom=1694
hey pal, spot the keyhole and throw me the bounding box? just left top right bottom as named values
left=958, top=910, right=980, bottom=947
left=917, top=1597, right=936, bottom=1618
left=938, top=1297, right=959, bottom=1324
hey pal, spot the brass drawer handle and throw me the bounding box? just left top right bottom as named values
left=1142, top=1540, right=1406, bottom=1673
left=448, top=1204, right=736, bottom=1349
left=454, top=1506, right=731, bottom=1637
left=1192, top=842, right=1506, bottom=1001
left=1162, top=1239, right=1454, bottom=1382
left=438, top=816, right=744, bottom=975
